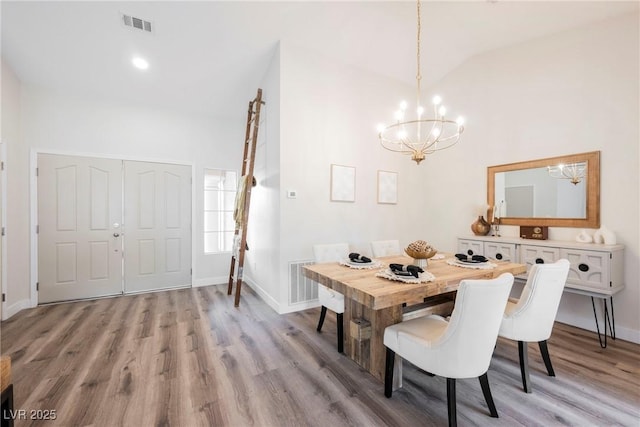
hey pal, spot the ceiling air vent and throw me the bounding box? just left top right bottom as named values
left=121, top=13, right=152, bottom=33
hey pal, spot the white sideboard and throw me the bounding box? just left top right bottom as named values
left=457, top=235, right=624, bottom=347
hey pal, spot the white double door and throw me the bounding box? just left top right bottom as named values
left=38, top=154, right=191, bottom=303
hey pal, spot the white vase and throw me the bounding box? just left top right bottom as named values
left=413, top=258, right=427, bottom=268
left=575, top=229, right=593, bottom=243
left=593, top=225, right=616, bottom=245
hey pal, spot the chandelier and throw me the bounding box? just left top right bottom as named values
left=377, top=0, right=464, bottom=165
left=547, top=162, right=586, bottom=185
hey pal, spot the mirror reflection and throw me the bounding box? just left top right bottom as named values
left=495, top=163, right=587, bottom=219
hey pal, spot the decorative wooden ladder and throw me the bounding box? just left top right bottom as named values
left=228, top=88, right=264, bottom=307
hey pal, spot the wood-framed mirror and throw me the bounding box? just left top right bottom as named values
left=488, top=151, right=600, bottom=228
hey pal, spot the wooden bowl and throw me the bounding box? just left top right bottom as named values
left=405, top=247, right=438, bottom=259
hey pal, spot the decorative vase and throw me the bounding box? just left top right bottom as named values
left=413, top=258, right=428, bottom=268
left=471, top=216, right=491, bottom=236
left=575, top=229, right=593, bottom=243
left=593, top=225, right=616, bottom=245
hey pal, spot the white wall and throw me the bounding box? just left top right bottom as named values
left=245, top=43, right=421, bottom=314
left=422, top=13, right=639, bottom=342
left=243, top=45, right=282, bottom=309
left=1, top=58, right=31, bottom=319
left=272, top=42, right=435, bottom=312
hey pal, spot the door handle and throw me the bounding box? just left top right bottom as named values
left=113, top=233, right=120, bottom=237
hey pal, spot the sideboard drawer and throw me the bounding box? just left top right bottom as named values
left=520, top=245, right=560, bottom=273
left=458, top=239, right=484, bottom=256
left=484, top=242, right=517, bottom=262
left=561, top=249, right=611, bottom=292
left=458, top=239, right=517, bottom=262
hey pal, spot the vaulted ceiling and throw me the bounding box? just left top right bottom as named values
left=2, top=1, right=638, bottom=118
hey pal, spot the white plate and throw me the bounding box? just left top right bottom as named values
left=376, top=268, right=435, bottom=284
left=457, top=258, right=486, bottom=264
left=347, top=259, right=373, bottom=266
left=447, top=259, right=496, bottom=270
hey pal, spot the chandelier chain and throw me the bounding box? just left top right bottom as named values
left=416, top=0, right=422, bottom=94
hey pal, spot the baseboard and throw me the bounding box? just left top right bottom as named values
left=2, top=298, right=31, bottom=320
left=193, top=276, right=228, bottom=288
left=226, top=274, right=318, bottom=315
left=242, top=276, right=321, bottom=314
left=277, top=300, right=320, bottom=314
left=613, top=325, right=640, bottom=344
left=556, top=317, right=640, bottom=345
left=242, top=276, right=281, bottom=313
left=196, top=275, right=280, bottom=312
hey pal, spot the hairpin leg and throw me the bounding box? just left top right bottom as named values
left=591, top=296, right=616, bottom=348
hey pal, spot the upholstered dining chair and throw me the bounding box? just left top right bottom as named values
left=498, top=259, right=570, bottom=393
left=370, top=239, right=401, bottom=257
left=384, top=273, right=514, bottom=427
left=313, top=243, right=349, bottom=353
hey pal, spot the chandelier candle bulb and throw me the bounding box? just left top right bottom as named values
left=547, top=161, right=586, bottom=185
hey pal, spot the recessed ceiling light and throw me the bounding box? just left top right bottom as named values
left=132, top=56, right=149, bottom=70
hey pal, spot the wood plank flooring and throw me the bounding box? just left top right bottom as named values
left=1, top=284, right=638, bottom=426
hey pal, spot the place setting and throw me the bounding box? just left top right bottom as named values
left=375, top=263, right=436, bottom=284
left=340, top=252, right=383, bottom=269
left=375, top=240, right=437, bottom=283
left=447, top=253, right=497, bottom=269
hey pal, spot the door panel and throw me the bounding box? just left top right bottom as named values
left=38, top=154, right=123, bottom=303
left=124, top=161, right=191, bottom=293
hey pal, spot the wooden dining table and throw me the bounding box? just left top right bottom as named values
left=302, top=254, right=526, bottom=388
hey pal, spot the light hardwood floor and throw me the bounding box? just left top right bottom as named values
left=1, top=284, right=638, bottom=426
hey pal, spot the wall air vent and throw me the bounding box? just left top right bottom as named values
left=289, top=260, right=317, bottom=304
left=121, top=13, right=152, bottom=33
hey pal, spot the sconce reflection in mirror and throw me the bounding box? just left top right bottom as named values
left=547, top=162, right=586, bottom=185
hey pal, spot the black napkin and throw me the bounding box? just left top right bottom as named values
left=349, top=252, right=372, bottom=263
left=455, top=253, right=488, bottom=263
left=389, top=263, right=423, bottom=278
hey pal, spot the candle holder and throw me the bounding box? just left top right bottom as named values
left=487, top=203, right=503, bottom=237
left=491, top=217, right=501, bottom=237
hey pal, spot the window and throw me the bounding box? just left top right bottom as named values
left=204, top=169, right=237, bottom=253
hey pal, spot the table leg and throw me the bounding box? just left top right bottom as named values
left=591, top=296, right=616, bottom=348
left=344, top=293, right=403, bottom=388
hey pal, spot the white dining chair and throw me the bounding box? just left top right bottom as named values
left=313, top=243, right=349, bottom=353
left=498, top=259, right=570, bottom=393
left=370, top=239, right=401, bottom=257
left=384, top=273, right=514, bottom=427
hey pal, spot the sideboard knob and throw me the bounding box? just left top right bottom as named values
left=496, top=253, right=503, bottom=260
left=467, top=250, right=474, bottom=256
left=535, top=258, right=544, bottom=264
left=578, top=263, right=590, bottom=272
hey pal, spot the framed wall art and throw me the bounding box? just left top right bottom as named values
left=330, top=164, right=356, bottom=202
left=377, top=170, right=398, bottom=204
